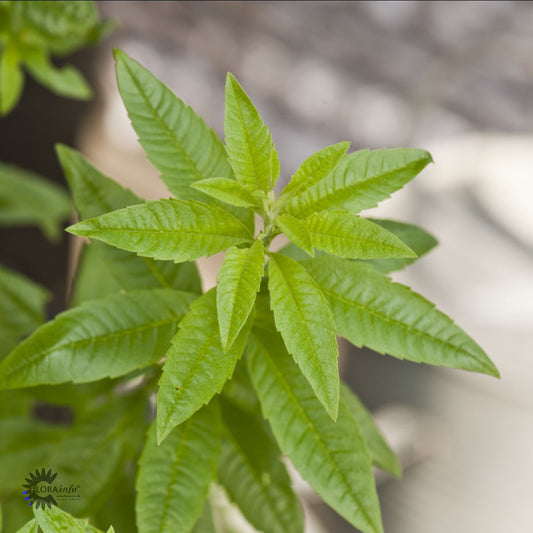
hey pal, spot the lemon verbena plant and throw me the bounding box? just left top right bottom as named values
left=2, top=49, right=498, bottom=533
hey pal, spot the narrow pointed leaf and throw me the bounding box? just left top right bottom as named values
left=57, top=146, right=202, bottom=302
left=340, top=383, right=401, bottom=477
left=268, top=253, right=339, bottom=419
left=67, top=199, right=252, bottom=262
left=34, top=506, right=85, bottom=533
left=247, top=326, right=383, bottom=533
left=361, top=218, right=438, bottom=273
left=218, top=398, right=303, bottom=533
left=23, top=47, right=91, bottom=99
left=304, top=210, right=416, bottom=259
left=158, top=289, right=252, bottom=443
left=114, top=50, right=230, bottom=200
left=224, top=73, right=279, bottom=192
left=0, top=162, right=71, bottom=241
left=0, top=44, right=24, bottom=115
left=191, top=178, right=260, bottom=209
left=304, top=257, right=499, bottom=377
left=0, top=289, right=196, bottom=389
left=282, top=148, right=432, bottom=217
left=274, top=214, right=314, bottom=257
left=136, top=404, right=221, bottom=533
left=278, top=141, right=350, bottom=203
left=217, top=240, right=264, bottom=351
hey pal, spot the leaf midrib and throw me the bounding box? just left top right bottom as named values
left=321, top=284, right=486, bottom=365
left=0, top=315, right=181, bottom=382
left=253, top=333, right=376, bottom=533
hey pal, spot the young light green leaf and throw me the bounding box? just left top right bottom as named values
left=268, top=253, right=339, bottom=419
left=0, top=44, right=24, bottom=115
left=114, top=50, right=231, bottom=200
left=0, top=162, right=71, bottom=241
left=23, top=47, right=92, bottom=99
left=277, top=141, right=350, bottom=204
left=67, top=199, right=252, bottom=262
left=304, top=210, right=416, bottom=259
left=247, top=326, right=383, bottom=533
left=157, top=289, right=252, bottom=443
left=304, top=256, right=499, bottom=377
left=105, top=527, right=115, bottom=533
left=136, top=404, right=221, bottom=533
left=191, top=177, right=260, bottom=209
left=281, top=148, right=432, bottom=217
left=217, top=240, right=264, bottom=351
left=274, top=214, right=314, bottom=257
left=218, top=397, right=303, bottom=533
left=224, top=73, right=279, bottom=193
left=340, top=383, right=401, bottom=477
left=14, top=518, right=39, bottom=533
left=34, top=505, right=85, bottom=533
left=361, top=218, right=438, bottom=273
left=0, top=289, right=196, bottom=389
left=0, top=264, right=49, bottom=345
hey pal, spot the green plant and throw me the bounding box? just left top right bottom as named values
left=0, top=0, right=111, bottom=115
left=1, top=49, right=498, bottom=533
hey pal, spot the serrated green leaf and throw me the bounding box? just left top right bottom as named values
left=340, top=383, right=401, bottom=477
left=34, top=505, right=85, bottom=533
left=267, top=253, right=339, bottom=419
left=105, top=528, right=114, bottom=533
left=361, top=218, right=438, bottom=273
left=303, top=210, right=416, bottom=260
left=217, top=240, right=264, bottom=351
left=218, top=397, right=303, bottom=533
left=114, top=50, right=228, bottom=197
left=247, top=325, right=383, bottom=533
left=224, top=73, right=279, bottom=193
left=304, top=256, right=499, bottom=377
left=136, top=403, right=221, bottom=533
left=282, top=148, right=432, bottom=217
left=0, top=162, right=70, bottom=241
left=274, top=214, right=314, bottom=257
left=0, top=264, right=49, bottom=346
left=23, top=47, right=91, bottom=99
left=0, top=43, right=24, bottom=115
left=67, top=199, right=252, bottom=262
left=57, top=145, right=202, bottom=303
left=277, top=141, right=350, bottom=205
left=157, top=289, right=252, bottom=443
left=191, top=177, right=259, bottom=209
left=0, top=288, right=196, bottom=389
left=14, top=518, right=39, bottom=533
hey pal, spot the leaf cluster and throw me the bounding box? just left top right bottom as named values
left=0, top=49, right=498, bottom=533
left=0, top=1, right=112, bottom=114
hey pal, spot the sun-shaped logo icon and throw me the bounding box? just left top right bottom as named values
left=22, top=468, right=58, bottom=508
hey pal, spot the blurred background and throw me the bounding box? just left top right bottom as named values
left=1, top=1, right=532, bottom=531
